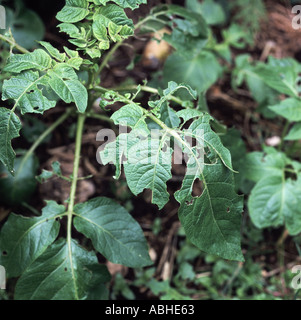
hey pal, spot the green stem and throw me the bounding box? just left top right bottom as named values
left=0, top=33, right=29, bottom=54
left=66, top=113, right=86, bottom=246
left=134, top=10, right=169, bottom=30
left=66, top=113, right=86, bottom=300
left=86, top=112, right=114, bottom=124
left=96, top=41, right=123, bottom=79
left=112, top=85, right=185, bottom=106
left=16, top=108, right=73, bottom=175
left=279, top=120, right=290, bottom=151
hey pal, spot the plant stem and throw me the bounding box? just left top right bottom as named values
left=16, top=108, right=73, bottom=175
left=278, top=120, right=290, bottom=151
left=96, top=41, right=123, bottom=78
left=0, top=33, right=29, bottom=54
left=66, top=113, right=86, bottom=247
left=86, top=112, right=114, bottom=124
left=113, top=85, right=185, bottom=106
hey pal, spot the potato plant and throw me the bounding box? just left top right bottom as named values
left=0, top=0, right=300, bottom=300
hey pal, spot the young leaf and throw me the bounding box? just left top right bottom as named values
left=73, top=197, right=153, bottom=268
left=0, top=108, right=22, bottom=174
left=0, top=201, right=65, bottom=278
left=14, top=238, right=110, bottom=300
left=56, top=0, right=89, bottom=23
left=39, top=41, right=66, bottom=62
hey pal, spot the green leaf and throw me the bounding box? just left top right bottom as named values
left=186, top=0, right=226, bottom=26
left=160, top=102, right=181, bottom=128
left=0, top=108, right=22, bottom=174
left=0, top=154, right=39, bottom=206
left=175, top=160, right=244, bottom=261
left=2, top=71, right=56, bottom=114
left=56, top=0, right=89, bottom=23
left=285, top=123, right=301, bottom=141
left=0, top=201, right=64, bottom=278
left=3, top=7, right=45, bottom=49
left=92, top=4, right=134, bottom=44
left=269, top=98, right=301, bottom=121
left=123, top=134, right=173, bottom=209
left=39, top=41, right=66, bottom=62
left=14, top=238, right=109, bottom=300
left=148, top=81, right=197, bottom=112
left=243, top=151, right=288, bottom=183
left=111, top=103, right=149, bottom=133
left=248, top=175, right=301, bottom=235
left=48, top=64, right=88, bottom=112
left=3, top=49, right=52, bottom=73
left=73, top=197, right=153, bottom=267
left=159, top=5, right=209, bottom=58
left=92, top=0, right=147, bottom=10
left=163, top=51, right=222, bottom=96
left=176, top=109, right=204, bottom=123
left=252, top=57, right=301, bottom=98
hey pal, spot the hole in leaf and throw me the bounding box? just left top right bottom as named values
left=185, top=199, right=194, bottom=206
left=64, top=267, right=68, bottom=272
left=2, top=250, right=7, bottom=256
left=192, top=178, right=203, bottom=197
left=227, top=207, right=230, bottom=213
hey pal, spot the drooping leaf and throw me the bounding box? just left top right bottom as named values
left=0, top=108, right=22, bottom=174
left=0, top=154, right=39, bottom=206
left=14, top=238, right=110, bottom=300
left=73, top=197, right=153, bottom=267
left=0, top=201, right=65, bottom=278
